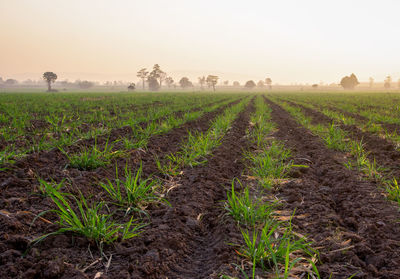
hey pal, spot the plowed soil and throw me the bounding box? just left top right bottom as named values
left=0, top=97, right=252, bottom=278
left=265, top=97, right=400, bottom=279
left=285, top=100, right=400, bottom=179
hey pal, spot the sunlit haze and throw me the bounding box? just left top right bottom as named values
left=1, top=0, right=400, bottom=84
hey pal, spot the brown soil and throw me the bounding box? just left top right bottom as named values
left=265, top=97, right=400, bottom=279
left=285, top=100, right=400, bottom=179
left=312, top=102, right=400, bottom=135
left=0, top=97, right=252, bottom=278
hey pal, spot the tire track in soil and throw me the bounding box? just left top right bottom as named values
left=0, top=97, right=247, bottom=279
left=108, top=99, right=255, bottom=279
left=265, top=97, right=400, bottom=279
left=283, top=100, right=400, bottom=179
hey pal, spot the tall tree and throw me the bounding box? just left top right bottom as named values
left=179, top=77, right=193, bottom=89
left=257, top=80, right=265, bottom=88
left=77, top=80, right=94, bottom=89
left=147, top=77, right=160, bottom=91
left=198, top=76, right=206, bottom=90
left=147, top=64, right=164, bottom=91
left=244, top=80, right=256, bottom=89
left=137, top=68, right=149, bottom=90
left=265, top=78, right=272, bottom=90
left=206, top=75, right=218, bottom=91
left=43, top=72, right=58, bottom=91
left=159, top=71, right=167, bottom=88
left=128, top=83, right=136, bottom=91
left=384, top=76, right=392, bottom=89
left=165, top=76, right=174, bottom=88
left=340, top=73, right=359, bottom=89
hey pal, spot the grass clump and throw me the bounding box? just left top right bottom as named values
left=100, top=164, right=161, bottom=209
left=384, top=178, right=400, bottom=206
left=323, top=123, right=348, bottom=151
left=225, top=180, right=275, bottom=227
left=60, top=139, right=119, bottom=170
left=33, top=184, right=144, bottom=248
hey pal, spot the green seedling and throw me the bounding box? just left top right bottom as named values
left=32, top=185, right=144, bottom=248
left=225, top=180, right=275, bottom=227
left=100, top=164, right=162, bottom=210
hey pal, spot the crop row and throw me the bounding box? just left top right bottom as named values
left=0, top=93, right=240, bottom=168
left=223, top=96, right=319, bottom=278
left=269, top=97, right=400, bottom=208
left=4, top=95, right=252, bottom=275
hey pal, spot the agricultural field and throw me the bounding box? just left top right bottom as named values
left=1, top=91, right=400, bottom=279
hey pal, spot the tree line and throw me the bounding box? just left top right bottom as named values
left=2, top=70, right=400, bottom=91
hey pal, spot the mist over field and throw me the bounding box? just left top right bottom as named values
left=1, top=0, right=400, bottom=90
left=2, top=2, right=400, bottom=278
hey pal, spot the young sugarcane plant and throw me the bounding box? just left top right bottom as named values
left=100, top=163, right=165, bottom=212
left=32, top=184, right=144, bottom=249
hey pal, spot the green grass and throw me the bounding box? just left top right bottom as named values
left=225, top=180, right=275, bottom=227
left=60, top=139, right=120, bottom=170
left=158, top=98, right=250, bottom=174
left=239, top=218, right=316, bottom=277
left=384, top=178, right=400, bottom=206
left=223, top=96, right=319, bottom=279
left=33, top=184, right=144, bottom=248
left=100, top=164, right=162, bottom=210
left=323, top=123, right=348, bottom=151
left=0, top=91, right=240, bottom=165
left=245, top=141, right=296, bottom=188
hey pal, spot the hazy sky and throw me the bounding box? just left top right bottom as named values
left=1, top=0, right=400, bottom=84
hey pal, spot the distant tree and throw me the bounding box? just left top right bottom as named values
left=312, top=84, right=318, bottom=88
left=369, top=77, right=374, bottom=88
left=198, top=76, right=206, bottom=90
left=77, top=80, right=94, bottom=89
left=59, top=79, right=72, bottom=87
left=147, top=64, right=164, bottom=91
left=159, top=71, right=167, bottom=88
left=233, top=81, right=240, bottom=87
left=0, top=77, right=3, bottom=84
left=147, top=77, right=160, bottom=91
left=179, top=77, right=193, bottom=89
left=223, top=80, right=229, bottom=85
left=206, top=75, right=218, bottom=91
left=137, top=68, right=149, bottom=90
left=340, top=73, right=359, bottom=89
left=165, top=76, right=174, bottom=88
left=4, top=79, right=18, bottom=85
left=257, top=80, right=265, bottom=88
left=43, top=72, right=57, bottom=91
left=128, top=83, right=136, bottom=91
left=398, top=78, right=400, bottom=89
left=384, top=76, right=392, bottom=89
left=265, top=78, right=272, bottom=90
left=244, top=80, right=256, bottom=89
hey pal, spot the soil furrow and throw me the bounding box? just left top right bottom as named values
left=0, top=97, right=247, bottom=279
left=309, top=102, right=400, bottom=135
left=284, top=100, right=400, bottom=179
left=265, top=97, right=400, bottom=279
left=111, top=99, right=255, bottom=279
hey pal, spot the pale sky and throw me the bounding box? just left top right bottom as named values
left=1, top=0, right=400, bottom=84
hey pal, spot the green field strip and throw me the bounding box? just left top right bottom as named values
left=222, top=95, right=319, bottom=279
left=270, top=97, right=400, bottom=208
left=0, top=94, right=238, bottom=167
left=156, top=97, right=251, bottom=175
